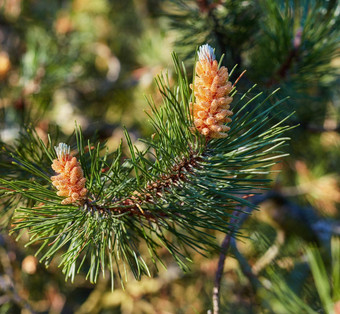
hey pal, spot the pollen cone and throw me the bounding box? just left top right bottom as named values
left=51, top=143, right=87, bottom=205
left=190, top=44, right=233, bottom=139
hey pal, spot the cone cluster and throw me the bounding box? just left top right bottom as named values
left=51, top=143, right=87, bottom=205
left=190, top=44, right=233, bottom=139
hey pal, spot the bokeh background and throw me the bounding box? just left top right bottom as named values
left=1, top=0, right=340, bottom=313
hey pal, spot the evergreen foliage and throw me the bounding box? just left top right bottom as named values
left=0, top=0, right=339, bottom=312
left=1, top=51, right=291, bottom=287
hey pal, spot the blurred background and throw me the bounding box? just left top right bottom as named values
left=0, top=0, right=340, bottom=313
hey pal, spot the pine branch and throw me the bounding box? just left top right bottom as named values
left=0, top=46, right=291, bottom=287
left=267, top=27, right=302, bottom=87
left=252, top=0, right=340, bottom=86
left=96, top=151, right=202, bottom=220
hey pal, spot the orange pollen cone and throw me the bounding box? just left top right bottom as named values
left=51, top=143, right=87, bottom=205
left=190, top=44, right=233, bottom=139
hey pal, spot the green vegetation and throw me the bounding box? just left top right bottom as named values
left=0, top=1, right=339, bottom=313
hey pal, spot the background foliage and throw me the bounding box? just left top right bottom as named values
left=0, top=0, right=339, bottom=313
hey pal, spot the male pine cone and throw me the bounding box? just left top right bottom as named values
left=51, top=143, right=87, bottom=205
left=190, top=44, right=233, bottom=139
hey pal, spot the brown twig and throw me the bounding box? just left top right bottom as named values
left=212, top=210, right=242, bottom=314
left=211, top=193, right=274, bottom=313
left=86, top=152, right=201, bottom=220
left=267, top=27, right=303, bottom=87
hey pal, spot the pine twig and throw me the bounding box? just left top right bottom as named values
left=211, top=210, right=242, bottom=314
left=2, top=45, right=291, bottom=286
left=85, top=152, right=201, bottom=220
left=267, top=27, right=302, bottom=87
left=211, top=193, right=274, bottom=313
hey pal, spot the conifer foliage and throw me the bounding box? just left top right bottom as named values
left=0, top=45, right=291, bottom=287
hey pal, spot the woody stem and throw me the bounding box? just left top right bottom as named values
left=212, top=210, right=241, bottom=314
